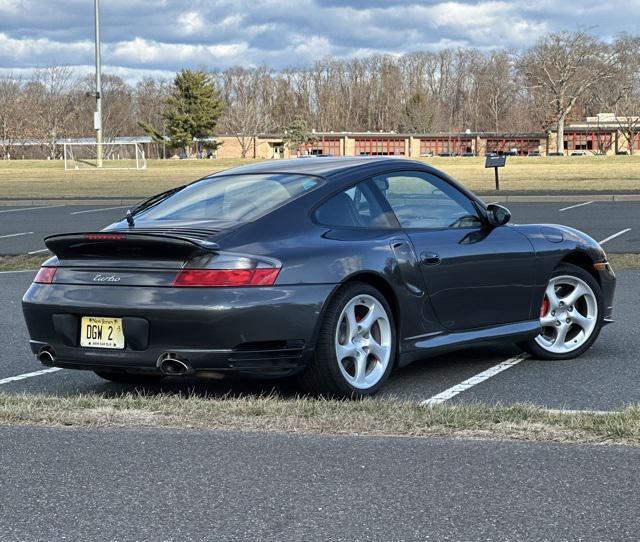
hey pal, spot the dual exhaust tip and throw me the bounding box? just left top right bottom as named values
left=38, top=347, right=56, bottom=365
left=38, top=347, right=193, bottom=377
left=157, top=353, right=193, bottom=376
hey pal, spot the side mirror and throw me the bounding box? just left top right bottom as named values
left=486, top=204, right=511, bottom=227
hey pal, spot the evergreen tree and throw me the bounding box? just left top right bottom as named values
left=282, top=118, right=315, bottom=151
left=141, top=69, right=223, bottom=154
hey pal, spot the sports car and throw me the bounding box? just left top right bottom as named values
left=22, top=157, right=616, bottom=395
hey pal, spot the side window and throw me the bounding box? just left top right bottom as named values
left=314, top=181, right=395, bottom=229
left=373, top=171, right=482, bottom=230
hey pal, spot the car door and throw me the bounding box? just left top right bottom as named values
left=371, top=169, right=536, bottom=331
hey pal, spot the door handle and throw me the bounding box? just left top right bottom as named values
left=420, top=251, right=441, bottom=266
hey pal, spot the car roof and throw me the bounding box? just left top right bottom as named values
left=209, top=156, right=429, bottom=178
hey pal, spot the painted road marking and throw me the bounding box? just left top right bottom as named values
left=0, top=204, right=66, bottom=214
left=0, top=368, right=62, bottom=386
left=0, top=232, right=33, bottom=239
left=27, top=248, right=49, bottom=254
left=0, top=269, right=35, bottom=274
left=559, top=201, right=594, bottom=212
left=599, top=228, right=631, bottom=245
left=421, top=354, right=528, bottom=406
left=69, top=205, right=130, bottom=215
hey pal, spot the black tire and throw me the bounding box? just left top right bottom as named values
left=94, top=371, right=165, bottom=385
left=298, top=282, right=396, bottom=396
left=518, top=263, right=604, bottom=360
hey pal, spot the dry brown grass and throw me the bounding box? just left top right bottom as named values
left=0, top=254, right=49, bottom=270
left=1, top=155, right=640, bottom=198
left=0, top=393, right=638, bottom=445
left=608, top=253, right=640, bottom=269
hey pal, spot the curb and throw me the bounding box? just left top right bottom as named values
left=480, top=194, right=640, bottom=203
left=1, top=194, right=640, bottom=207
left=0, top=198, right=140, bottom=207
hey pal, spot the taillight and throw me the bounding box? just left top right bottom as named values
left=84, top=234, right=126, bottom=241
left=172, top=268, right=280, bottom=287
left=34, top=267, right=57, bottom=284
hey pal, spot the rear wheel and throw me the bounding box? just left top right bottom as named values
left=519, top=263, right=604, bottom=360
left=94, top=371, right=165, bottom=385
left=298, top=282, right=396, bottom=396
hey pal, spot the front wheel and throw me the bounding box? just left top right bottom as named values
left=519, top=263, right=604, bottom=360
left=298, top=282, right=396, bottom=396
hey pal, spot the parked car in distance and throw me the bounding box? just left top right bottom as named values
left=437, top=152, right=455, bottom=157
left=570, top=150, right=589, bottom=156
left=461, top=151, right=475, bottom=157
left=528, top=150, right=541, bottom=157
left=548, top=151, right=565, bottom=156
left=22, top=157, right=616, bottom=396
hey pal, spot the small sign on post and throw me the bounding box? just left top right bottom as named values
left=485, top=155, right=507, bottom=190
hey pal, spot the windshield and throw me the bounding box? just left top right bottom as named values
left=135, top=173, right=323, bottom=223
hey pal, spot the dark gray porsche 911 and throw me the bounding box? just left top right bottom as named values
left=22, top=157, right=616, bottom=395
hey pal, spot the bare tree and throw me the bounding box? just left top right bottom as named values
left=25, top=66, right=78, bottom=159
left=518, top=31, right=620, bottom=154
left=478, top=51, right=516, bottom=132
left=0, top=75, right=25, bottom=158
left=612, top=35, right=640, bottom=153
left=219, top=67, right=271, bottom=158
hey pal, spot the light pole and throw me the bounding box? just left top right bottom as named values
left=94, top=0, right=103, bottom=167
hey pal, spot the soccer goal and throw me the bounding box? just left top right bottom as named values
left=63, top=141, right=147, bottom=171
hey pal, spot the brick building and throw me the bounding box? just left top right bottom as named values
left=212, top=113, right=639, bottom=159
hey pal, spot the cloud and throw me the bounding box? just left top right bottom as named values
left=0, top=0, right=636, bottom=82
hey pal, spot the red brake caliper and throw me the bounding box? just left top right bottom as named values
left=540, top=296, right=550, bottom=318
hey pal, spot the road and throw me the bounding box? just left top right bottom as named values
left=0, top=425, right=637, bottom=541
left=0, top=199, right=637, bottom=254
left=1, top=269, right=638, bottom=411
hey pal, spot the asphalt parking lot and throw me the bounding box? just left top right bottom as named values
left=2, top=268, right=638, bottom=410
left=1, top=425, right=637, bottom=541
left=0, top=199, right=637, bottom=255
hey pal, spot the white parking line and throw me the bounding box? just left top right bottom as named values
left=599, top=228, right=631, bottom=245
left=27, top=248, right=50, bottom=254
left=0, top=204, right=66, bottom=214
left=421, top=354, right=528, bottom=406
left=0, top=232, right=33, bottom=239
left=0, top=269, right=36, bottom=274
left=559, top=201, right=594, bottom=212
left=69, top=205, right=130, bottom=215
left=0, top=367, right=62, bottom=386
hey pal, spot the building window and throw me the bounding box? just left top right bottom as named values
left=486, top=138, right=540, bottom=156
left=419, top=138, right=472, bottom=156
left=298, top=138, right=342, bottom=156
left=355, top=138, right=405, bottom=156
left=564, top=132, right=613, bottom=153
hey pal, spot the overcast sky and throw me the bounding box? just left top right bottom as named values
left=0, top=0, right=638, bottom=82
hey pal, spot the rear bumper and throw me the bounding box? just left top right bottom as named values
left=22, top=282, right=336, bottom=373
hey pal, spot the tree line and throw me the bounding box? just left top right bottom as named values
left=1, top=30, right=639, bottom=158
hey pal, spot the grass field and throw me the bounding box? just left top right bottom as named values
left=1, top=155, right=640, bottom=198
left=1, top=393, right=638, bottom=445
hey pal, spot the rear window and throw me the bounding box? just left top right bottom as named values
left=136, top=173, right=322, bottom=223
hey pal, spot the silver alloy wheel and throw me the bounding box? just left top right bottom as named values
left=334, top=294, right=392, bottom=390
left=535, top=275, right=598, bottom=354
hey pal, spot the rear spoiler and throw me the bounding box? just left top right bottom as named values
left=44, top=232, right=220, bottom=261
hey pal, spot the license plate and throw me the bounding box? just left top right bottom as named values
left=80, top=317, right=125, bottom=349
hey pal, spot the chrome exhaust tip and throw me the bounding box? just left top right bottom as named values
left=157, top=353, right=193, bottom=376
left=37, top=347, right=56, bottom=365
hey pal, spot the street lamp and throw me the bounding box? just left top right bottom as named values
left=94, top=0, right=103, bottom=167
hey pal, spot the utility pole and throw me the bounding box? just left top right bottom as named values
left=94, top=0, right=103, bottom=167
